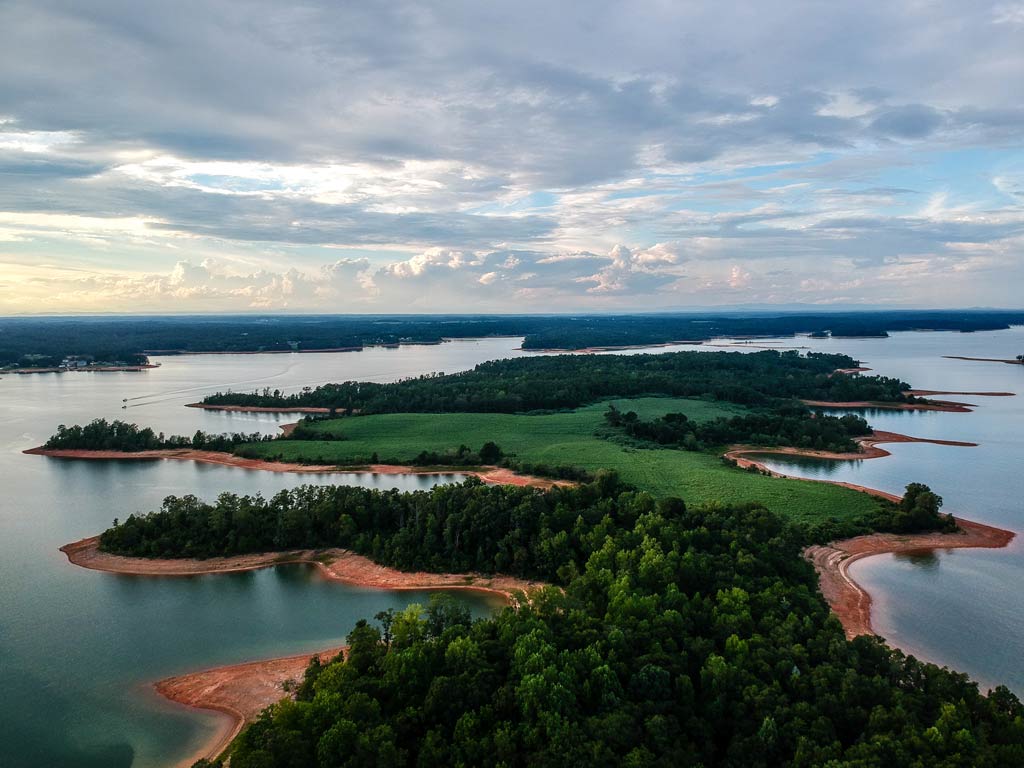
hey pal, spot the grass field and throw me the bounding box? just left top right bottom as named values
left=243, top=397, right=881, bottom=525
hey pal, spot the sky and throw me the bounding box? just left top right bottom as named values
left=1, top=1, right=1023, bottom=314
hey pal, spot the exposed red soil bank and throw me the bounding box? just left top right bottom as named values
left=907, top=389, right=1015, bottom=397
left=724, top=430, right=978, bottom=475
left=805, top=520, right=1015, bottom=639
left=722, top=432, right=1015, bottom=639
left=60, top=536, right=540, bottom=602
left=24, top=447, right=571, bottom=489
left=62, top=537, right=543, bottom=764
left=159, top=646, right=347, bottom=767
left=942, top=355, right=1024, bottom=366
left=802, top=398, right=976, bottom=413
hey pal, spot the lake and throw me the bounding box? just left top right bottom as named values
left=2, top=330, right=1022, bottom=766
left=0, top=338, right=539, bottom=768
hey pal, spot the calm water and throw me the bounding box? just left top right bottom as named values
left=0, top=338, right=541, bottom=768
left=753, top=327, right=1024, bottom=692
left=3, top=332, right=1023, bottom=766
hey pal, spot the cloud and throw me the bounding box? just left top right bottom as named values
left=0, top=1, right=1023, bottom=311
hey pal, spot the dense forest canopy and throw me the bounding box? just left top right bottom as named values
left=201, top=350, right=913, bottom=412
left=105, top=481, right=1016, bottom=767
left=2, top=310, right=1022, bottom=366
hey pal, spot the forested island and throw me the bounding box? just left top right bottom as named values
left=199, top=349, right=914, bottom=412
left=3, top=310, right=1023, bottom=367
left=100, top=478, right=1010, bottom=767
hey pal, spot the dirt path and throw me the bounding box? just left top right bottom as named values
left=159, top=646, right=346, bottom=767
left=805, top=520, right=1015, bottom=638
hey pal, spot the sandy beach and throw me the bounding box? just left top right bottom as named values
left=24, top=447, right=571, bottom=489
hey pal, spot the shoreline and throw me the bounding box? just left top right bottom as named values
left=805, top=520, right=1015, bottom=639
left=1, top=363, right=159, bottom=374
left=943, top=355, right=1024, bottom=366
left=724, top=429, right=979, bottom=478
left=521, top=340, right=705, bottom=353
left=157, top=645, right=347, bottom=768
left=186, top=402, right=334, bottom=414
left=60, top=536, right=539, bottom=603
left=23, top=447, right=571, bottom=489
left=723, top=432, right=1016, bottom=641
left=906, top=389, right=1015, bottom=397
left=801, top=398, right=976, bottom=413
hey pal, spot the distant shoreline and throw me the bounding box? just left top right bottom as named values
left=801, top=398, right=976, bottom=413
left=186, top=402, right=334, bottom=414
left=1, top=363, right=159, bottom=374
left=942, top=355, right=1024, bottom=366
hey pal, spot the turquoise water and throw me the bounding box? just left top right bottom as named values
left=0, top=338, right=534, bottom=768
left=754, top=327, right=1024, bottom=692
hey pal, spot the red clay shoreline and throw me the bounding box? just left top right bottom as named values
left=802, top=398, right=977, bottom=413
left=942, top=355, right=1024, bottom=366
left=157, top=645, right=347, bottom=768
left=23, top=447, right=572, bottom=489
left=62, top=537, right=540, bottom=765
left=804, top=520, right=1015, bottom=639
left=725, top=432, right=1016, bottom=641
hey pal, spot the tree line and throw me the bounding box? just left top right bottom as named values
left=201, top=350, right=915, bottom=412
left=604, top=403, right=873, bottom=453
left=5, top=311, right=1023, bottom=365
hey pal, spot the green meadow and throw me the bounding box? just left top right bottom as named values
left=244, top=397, right=880, bottom=525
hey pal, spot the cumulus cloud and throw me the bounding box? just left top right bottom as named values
left=1, top=1, right=1023, bottom=311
